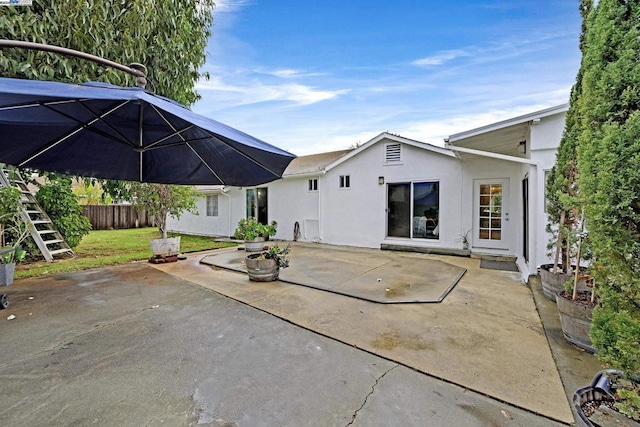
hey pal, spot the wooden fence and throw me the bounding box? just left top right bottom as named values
left=82, top=205, right=153, bottom=230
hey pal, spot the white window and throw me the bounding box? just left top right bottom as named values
left=385, top=143, right=402, bottom=163
left=339, top=175, right=350, bottom=188
left=308, top=178, right=318, bottom=191
left=206, top=195, right=218, bottom=217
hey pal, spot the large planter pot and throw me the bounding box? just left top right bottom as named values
left=540, top=264, right=590, bottom=301
left=0, top=262, right=16, bottom=286
left=573, top=370, right=640, bottom=427
left=149, top=236, right=181, bottom=257
left=556, top=290, right=596, bottom=353
left=244, top=237, right=266, bottom=252
left=245, top=253, right=279, bottom=282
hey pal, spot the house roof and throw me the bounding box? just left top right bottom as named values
left=446, top=104, right=569, bottom=158
left=283, top=149, right=353, bottom=177
left=323, top=132, right=456, bottom=172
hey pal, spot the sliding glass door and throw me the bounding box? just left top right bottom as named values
left=387, top=182, right=439, bottom=239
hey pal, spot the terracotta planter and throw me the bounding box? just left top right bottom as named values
left=556, top=290, right=595, bottom=353
left=245, top=253, right=279, bottom=282
left=244, top=237, right=266, bottom=252
left=540, top=264, right=590, bottom=301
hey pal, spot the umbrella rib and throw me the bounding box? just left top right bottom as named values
left=147, top=104, right=281, bottom=180
left=18, top=100, right=133, bottom=167
left=146, top=104, right=223, bottom=182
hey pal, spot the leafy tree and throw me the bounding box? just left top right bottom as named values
left=573, top=0, right=640, bottom=419
left=129, top=183, right=198, bottom=239
left=36, top=176, right=92, bottom=249
left=0, top=0, right=215, bottom=247
left=0, top=0, right=215, bottom=105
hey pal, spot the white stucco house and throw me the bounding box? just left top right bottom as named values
left=167, top=104, right=568, bottom=281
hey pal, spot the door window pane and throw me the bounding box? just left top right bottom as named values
left=246, top=188, right=268, bottom=224
left=413, top=182, right=439, bottom=239
left=387, top=183, right=411, bottom=237
left=478, top=184, right=503, bottom=241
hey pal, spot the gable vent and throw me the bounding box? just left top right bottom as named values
left=385, top=143, right=402, bottom=163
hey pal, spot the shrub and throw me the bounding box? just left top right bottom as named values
left=36, top=176, right=92, bottom=249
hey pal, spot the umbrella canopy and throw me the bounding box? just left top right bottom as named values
left=0, top=77, right=295, bottom=185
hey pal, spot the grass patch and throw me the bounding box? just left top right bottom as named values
left=15, top=228, right=237, bottom=279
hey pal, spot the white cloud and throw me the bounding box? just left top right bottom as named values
left=195, top=77, right=349, bottom=106
left=412, top=49, right=470, bottom=66
left=258, top=68, right=326, bottom=79
left=213, top=0, right=253, bottom=13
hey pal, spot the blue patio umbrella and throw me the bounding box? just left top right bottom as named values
left=0, top=77, right=295, bottom=185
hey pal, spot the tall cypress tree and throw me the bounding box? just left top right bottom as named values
left=577, top=0, right=640, bottom=419
left=545, top=0, right=593, bottom=274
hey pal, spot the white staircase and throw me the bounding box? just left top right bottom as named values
left=0, top=165, right=74, bottom=262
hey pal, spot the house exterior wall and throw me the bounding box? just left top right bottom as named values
left=166, top=190, right=232, bottom=237
left=269, top=175, right=320, bottom=242
left=321, top=140, right=463, bottom=249
left=168, top=108, right=567, bottom=283
left=529, top=110, right=567, bottom=271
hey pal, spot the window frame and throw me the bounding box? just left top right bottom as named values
left=339, top=175, right=351, bottom=189
left=206, top=194, right=219, bottom=217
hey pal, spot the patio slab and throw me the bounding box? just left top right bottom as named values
left=205, top=245, right=466, bottom=303
left=1, top=260, right=563, bottom=426
left=153, top=242, right=575, bottom=424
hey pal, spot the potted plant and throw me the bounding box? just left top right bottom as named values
left=0, top=186, right=30, bottom=289
left=555, top=210, right=597, bottom=353
left=234, top=217, right=278, bottom=252
left=129, top=183, right=199, bottom=260
left=573, top=370, right=640, bottom=427
left=245, top=243, right=290, bottom=282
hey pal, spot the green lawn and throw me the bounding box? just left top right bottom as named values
left=15, top=228, right=237, bottom=279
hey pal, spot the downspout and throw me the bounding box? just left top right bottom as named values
left=220, top=188, right=232, bottom=238
left=318, top=175, right=322, bottom=242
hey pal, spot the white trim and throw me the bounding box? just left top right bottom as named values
left=447, top=104, right=569, bottom=142
left=445, top=144, right=539, bottom=165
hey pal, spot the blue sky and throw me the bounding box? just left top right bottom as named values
left=193, top=0, right=582, bottom=155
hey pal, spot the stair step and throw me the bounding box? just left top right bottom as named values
left=49, top=248, right=73, bottom=256
left=31, top=220, right=52, bottom=225
left=44, top=239, right=64, bottom=245
left=37, top=230, right=56, bottom=235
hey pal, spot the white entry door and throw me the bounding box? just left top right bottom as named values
left=473, top=179, right=509, bottom=249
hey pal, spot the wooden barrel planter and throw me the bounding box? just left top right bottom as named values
left=556, top=290, right=596, bottom=353
left=540, top=264, right=589, bottom=301
left=244, top=237, right=266, bottom=252
left=245, top=253, right=279, bottom=282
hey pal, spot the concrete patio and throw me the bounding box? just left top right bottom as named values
left=0, top=242, right=602, bottom=426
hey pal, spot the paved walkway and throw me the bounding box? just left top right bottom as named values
left=152, top=242, right=596, bottom=424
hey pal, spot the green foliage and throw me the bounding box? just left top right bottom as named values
left=129, top=183, right=199, bottom=239
left=545, top=1, right=593, bottom=275
left=0, top=186, right=30, bottom=263
left=564, top=0, right=640, bottom=418
left=36, top=176, right=92, bottom=248
left=263, top=243, right=291, bottom=269
left=72, top=181, right=112, bottom=205
left=0, top=0, right=214, bottom=106
left=234, top=217, right=278, bottom=241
